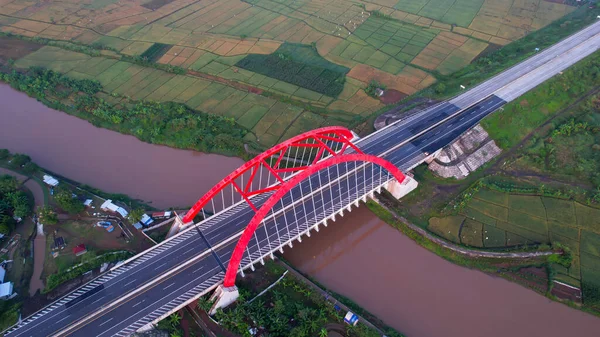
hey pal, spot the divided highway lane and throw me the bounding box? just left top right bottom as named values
left=450, top=20, right=600, bottom=108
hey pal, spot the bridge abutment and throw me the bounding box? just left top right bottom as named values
left=384, top=174, right=418, bottom=199
left=209, top=285, right=239, bottom=315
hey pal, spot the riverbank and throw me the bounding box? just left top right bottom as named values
left=0, top=83, right=244, bottom=209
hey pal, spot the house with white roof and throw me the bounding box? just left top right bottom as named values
left=0, top=264, right=14, bottom=300
left=100, top=200, right=129, bottom=218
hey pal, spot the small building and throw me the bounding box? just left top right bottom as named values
left=140, top=214, right=154, bottom=226
left=100, top=200, right=129, bottom=218
left=0, top=282, right=13, bottom=300
left=151, top=211, right=172, bottom=220
left=73, top=244, right=87, bottom=256
left=53, top=237, right=66, bottom=250
left=0, top=265, right=14, bottom=300
left=42, top=175, right=59, bottom=187
left=344, top=311, right=359, bottom=326
left=83, top=199, right=93, bottom=207
left=375, top=88, right=385, bottom=97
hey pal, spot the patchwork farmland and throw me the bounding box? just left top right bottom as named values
left=429, top=187, right=600, bottom=307
left=0, top=0, right=579, bottom=147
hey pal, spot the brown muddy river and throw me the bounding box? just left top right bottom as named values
left=2, top=83, right=600, bottom=336
left=284, top=207, right=600, bottom=337
left=0, top=83, right=244, bottom=209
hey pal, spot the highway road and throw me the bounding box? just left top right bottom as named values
left=7, top=20, right=600, bottom=337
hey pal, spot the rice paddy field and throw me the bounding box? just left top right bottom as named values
left=0, top=0, right=577, bottom=146
left=428, top=188, right=600, bottom=305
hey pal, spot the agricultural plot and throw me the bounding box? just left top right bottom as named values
left=429, top=215, right=464, bottom=242
left=394, top=0, right=485, bottom=27
left=332, top=16, right=439, bottom=70
left=429, top=188, right=600, bottom=295
left=140, top=43, right=171, bottom=62
left=236, top=43, right=349, bottom=97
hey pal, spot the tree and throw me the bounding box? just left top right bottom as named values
left=319, top=328, right=328, bottom=337
left=38, top=206, right=58, bottom=225
left=127, top=208, right=145, bottom=224
left=0, top=149, right=8, bottom=160
left=0, top=175, right=19, bottom=196
left=197, top=296, right=214, bottom=312
left=54, top=188, right=84, bottom=214
left=168, top=313, right=181, bottom=327
left=0, top=215, right=14, bottom=235
left=435, top=82, right=446, bottom=94
left=8, top=191, right=31, bottom=218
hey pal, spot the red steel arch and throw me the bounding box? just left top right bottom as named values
left=223, top=153, right=405, bottom=287
left=183, top=127, right=361, bottom=223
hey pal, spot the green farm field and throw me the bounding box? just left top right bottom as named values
left=0, top=0, right=584, bottom=150
left=428, top=187, right=600, bottom=306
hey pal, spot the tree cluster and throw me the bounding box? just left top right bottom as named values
left=0, top=175, right=32, bottom=235
left=44, top=251, right=131, bottom=293
left=53, top=187, right=84, bottom=214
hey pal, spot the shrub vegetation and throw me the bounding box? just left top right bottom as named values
left=44, top=251, right=132, bottom=293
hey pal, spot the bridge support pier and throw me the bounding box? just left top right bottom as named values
left=166, top=214, right=192, bottom=238
left=384, top=174, right=418, bottom=199
left=209, top=285, right=239, bottom=315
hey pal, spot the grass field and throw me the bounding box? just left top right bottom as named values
left=428, top=187, right=600, bottom=305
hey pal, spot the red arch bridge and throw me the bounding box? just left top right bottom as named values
left=9, top=21, right=600, bottom=335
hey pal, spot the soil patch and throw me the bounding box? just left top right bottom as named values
left=0, top=36, right=44, bottom=65
left=141, top=0, right=177, bottom=10
left=551, top=281, right=582, bottom=303
left=380, top=89, right=407, bottom=104
left=29, top=234, right=46, bottom=296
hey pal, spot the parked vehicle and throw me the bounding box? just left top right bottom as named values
left=97, top=221, right=112, bottom=227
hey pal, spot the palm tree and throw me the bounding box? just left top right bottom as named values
left=319, top=328, right=328, bottom=337
left=168, top=313, right=181, bottom=327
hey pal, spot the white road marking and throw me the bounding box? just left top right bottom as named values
left=154, top=263, right=167, bottom=271
left=98, top=318, right=114, bottom=327
left=122, top=279, right=137, bottom=288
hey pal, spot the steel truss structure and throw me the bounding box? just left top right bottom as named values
left=183, top=127, right=361, bottom=223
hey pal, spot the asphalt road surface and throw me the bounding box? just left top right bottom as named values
left=7, top=20, right=600, bottom=337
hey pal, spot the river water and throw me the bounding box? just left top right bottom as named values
left=284, top=207, right=600, bottom=337
left=2, top=83, right=600, bottom=336
left=0, top=84, right=244, bottom=209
